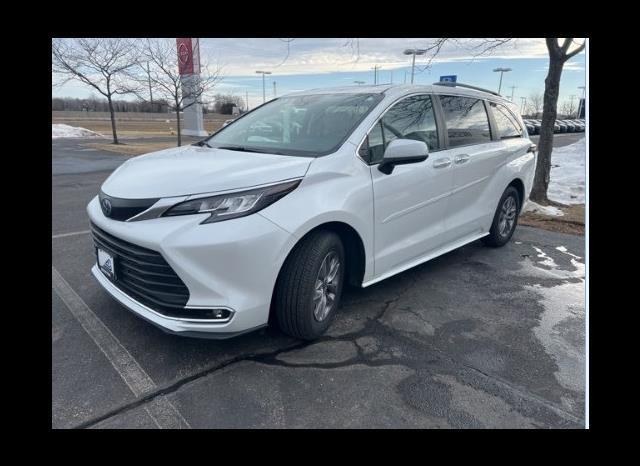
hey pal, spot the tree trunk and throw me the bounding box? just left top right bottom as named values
left=530, top=56, right=564, bottom=204
left=107, top=96, right=119, bottom=144
left=175, top=107, right=181, bottom=147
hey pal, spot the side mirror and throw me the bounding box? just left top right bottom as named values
left=378, top=139, right=429, bottom=175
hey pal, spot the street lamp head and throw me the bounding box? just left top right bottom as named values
left=255, top=70, right=272, bottom=75
left=493, top=67, right=512, bottom=72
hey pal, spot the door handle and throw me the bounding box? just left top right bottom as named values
left=454, top=154, right=470, bottom=164
left=433, top=158, right=452, bottom=169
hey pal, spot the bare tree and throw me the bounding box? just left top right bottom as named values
left=559, top=100, right=574, bottom=118
left=527, top=91, right=543, bottom=118
left=132, top=39, right=222, bottom=146
left=530, top=38, right=586, bottom=203
left=419, top=38, right=585, bottom=204
left=212, top=93, right=245, bottom=114
left=52, top=38, right=141, bottom=144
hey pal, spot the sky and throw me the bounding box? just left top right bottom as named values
left=52, top=38, right=587, bottom=113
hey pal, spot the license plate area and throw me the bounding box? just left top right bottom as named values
left=96, top=247, right=117, bottom=281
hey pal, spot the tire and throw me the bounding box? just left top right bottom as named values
left=482, top=186, right=520, bottom=247
left=275, top=230, right=345, bottom=340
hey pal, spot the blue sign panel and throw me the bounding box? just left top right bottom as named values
left=440, top=75, right=457, bottom=83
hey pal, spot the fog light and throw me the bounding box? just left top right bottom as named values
left=184, top=308, right=232, bottom=320
left=205, top=308, right=230, bottom=320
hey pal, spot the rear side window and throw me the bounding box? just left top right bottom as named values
left=491, top=102, right=523, bottom=139
left=440, top=96, right=492, bottom=148
left=359, top=94, right=439, bottom=164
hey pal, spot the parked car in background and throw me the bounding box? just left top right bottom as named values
left=523, top=120, right=535, bottom=135
left=556, top=120, right=568, bottom=133
left=570, top=120, right=585, bottom=132
left=531, top=120, right=541, bottom=134
left=561, top=120, right=576, bottom=132
left=88, top=82, right=537, bottom=340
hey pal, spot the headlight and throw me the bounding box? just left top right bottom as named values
left=163, top=179, right=301, bottom=224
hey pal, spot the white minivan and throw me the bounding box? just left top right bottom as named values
left=88, top=82, right=537, bottom=340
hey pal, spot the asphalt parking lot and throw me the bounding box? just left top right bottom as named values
left=52, top=133, right=586, bottom=429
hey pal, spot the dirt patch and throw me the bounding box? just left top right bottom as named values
left=520, top=203, right=585, bottom=236
left=84, top=141, right=179, bottom=156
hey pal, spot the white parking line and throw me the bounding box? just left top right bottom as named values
left=52, top=230, right=90, bottom=239
left=52, top=266, right=190, bottom=429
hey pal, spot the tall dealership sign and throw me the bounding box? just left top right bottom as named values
left=176, top=38, right=207, bottom=137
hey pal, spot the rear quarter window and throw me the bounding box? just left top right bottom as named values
left=490, top=102, right=523, bottom=139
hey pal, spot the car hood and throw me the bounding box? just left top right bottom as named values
left=101, top=145, right=314, bottom=199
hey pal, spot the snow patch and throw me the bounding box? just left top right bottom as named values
left=548, top=138, right=585, bottom=205
left=556, top=246, right=582, bottom=260
left=52, top=124, right=104, bottom=139
left=524, top=201, right=565, bottom=217
left=533, top=246, right=558, bottom=268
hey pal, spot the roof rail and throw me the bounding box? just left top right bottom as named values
left=433, top=81, right=501, bottom=97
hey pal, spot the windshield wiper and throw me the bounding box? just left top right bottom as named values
left=216, top=145, right=287, bottom=155
left=193, top=140, right=212, bottom=148
left=216, top=145, right=258, bottom=152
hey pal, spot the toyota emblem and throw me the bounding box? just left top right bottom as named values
left=102, top=198, right=112, bottom=217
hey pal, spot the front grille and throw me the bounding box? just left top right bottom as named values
left=91, top=222, right=190, bottom=316
left=99, top=191, right=159, bottom=221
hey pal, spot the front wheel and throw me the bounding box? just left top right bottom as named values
left=275, top=231, right=345, bottom=340
left=482, top=186, right=520, bottom=247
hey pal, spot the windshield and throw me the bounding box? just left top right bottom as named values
left=205, top=93, right=383, bottom=157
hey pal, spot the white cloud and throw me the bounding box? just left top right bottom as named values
left=201, top=38, right=551, bottom=77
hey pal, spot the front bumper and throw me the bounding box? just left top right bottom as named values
left=87, top=196, right=297, bottom=338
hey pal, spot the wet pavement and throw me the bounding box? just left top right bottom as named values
left=52, top=135, right=586, bottom=429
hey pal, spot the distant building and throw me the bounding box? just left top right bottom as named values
left=578, top=98, right=586, bottom=119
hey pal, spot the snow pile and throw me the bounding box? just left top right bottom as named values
left=547, top=138, right=585, bottom=205
left=52, top=124, right=104, bottom=139
left=524, top=201, right=564, bottom=217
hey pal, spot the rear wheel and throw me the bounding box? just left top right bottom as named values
left=275, top=231, right=345, bottom=340
left=482, top=186, right=520, bottom=247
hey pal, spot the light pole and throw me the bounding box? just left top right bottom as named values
left=371, top=65, right=380, bottom=85
left=255, top=70, right=272, bottom=103
left=354, top=80, right=365, bottom=85
left=520, top=96, right=527, bottom=115
left=568, top=94, right=577, bottom=116
left=493, top=67, right=512, bottom=94
left=273, top=81, right=277, bottom=98
left=509, top=85, right=517, bottom=101
left=246, top=90, right=249, bottom=111
left=404, top=48, right=427, bottom=84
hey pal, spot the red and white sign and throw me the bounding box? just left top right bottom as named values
left=176, top=38, right=201, bottom=75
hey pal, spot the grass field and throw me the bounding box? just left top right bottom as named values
left=52, top=111, right=229, bottom=137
